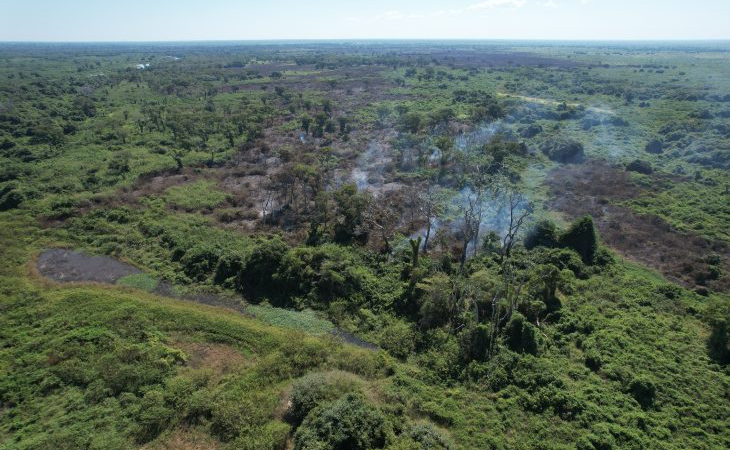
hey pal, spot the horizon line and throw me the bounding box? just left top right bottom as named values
left=2, top=38, right=730, bottom=44
left=0, top=36, right=730, bottom=44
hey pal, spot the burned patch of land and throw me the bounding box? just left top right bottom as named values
left=426, top=49, right=585, bottom=68
left=38, top=248, right=141, bottom=283
left=37, top=249, right=248, bottom=311
left=546, top=161, right=730, bottom=293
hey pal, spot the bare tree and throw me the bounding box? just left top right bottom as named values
left=500, top=191, right=533, bottom=261
left=418, top=184, right=445, bottom=254
left=471, top=185, right=487, bottom=259
left=457, top=189, right=481, bottom=271
left=364, top=193, right=400, bottom=253
left=260, top=181, right=276, bottom=223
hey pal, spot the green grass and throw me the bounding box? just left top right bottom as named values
left=625, top=177, right=730, bottom=243
left=116, top=273, right=159, bottom=291
left=163, top=180, right=229, bottom=211
left=247, top=305, right=335, bottom=335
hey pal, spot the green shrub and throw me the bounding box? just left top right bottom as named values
left=393, top=423, right=455, bottom=450
left=540, top=140, right=585, bottom=164
left=378, top=319, right=415, bottom=359
left=163, top=373, right=212, bottom=422
left=294, top=392, right=392, bottom=450
left=214, top=252, right=245, bottom=287
left=180, top=243, right=221, bottom=281
left=591, top=247, right=615, bottom=267
left=627, top=376, right=656, bottom=409
left=399, top=112, right=424, bottom=133
left=45, top=195, right=87, bottom=220
left=524, top=219, right=559, bottom=250
left=417, top=273, right=457, bottom=330
left=0, top=182, right=24, bottom=211
left=584, top=349, right=603, bottom=372
left=706, top=301, right=730, bottom=365
left=331, top=184, right=369, bottom=245
left=559, top=216, right=598, bottom=264
left=288, top=373, right=333, bottom=426
left=236, top=235, right=289, bottom=302
left=136, top=389, right=174, bottom=443
left=277, top=243, right=373, bottom=310
left=287, top=371, right=360, bottom=425
left=505, top=313, right=539, bottom=355
left=626, top=159, right=653, bottom=175
left=459, top=323, right=493, bottom=363
left=97, top=342, right=185, bottom=395
left=536, top=247, right=587, bottom=279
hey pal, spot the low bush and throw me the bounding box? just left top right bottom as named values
left=524, top=219, right=559, bottom=250
left=294, top=392, right=392, bottom=450
left=287, top=371, right=361, bottom=425
left=505, top=313, right=539, bottom=355
left=559, top=216, right=598, bottom=264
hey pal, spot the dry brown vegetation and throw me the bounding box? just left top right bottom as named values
left=545, top=160, right=730, bottom=292
left=172, top=339, right=248, bottom=374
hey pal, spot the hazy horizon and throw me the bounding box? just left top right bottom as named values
left=3, top=38, right=730, bottom=44
left=2, top=0, right=729, bottom=42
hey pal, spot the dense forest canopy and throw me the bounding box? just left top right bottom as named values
left=0, top=41, right=729, bottom=450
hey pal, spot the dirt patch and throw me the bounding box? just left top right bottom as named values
left=173, top=339, right=248, bottom=373
left=140, top=428, right=220, bottom=450
left=129, top=172, right=193, bottom=198
left=545, top=161, right=730, bottom=293
left=37, top=249, right=249, bottom=311
left=37, top=248, right=141, bottom=283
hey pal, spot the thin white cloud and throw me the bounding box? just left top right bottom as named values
left=370, top=1, right=528, bottom=23
left=467, top=0, right=527, bottom=10
left=377, top=10, right=405, bottom=21
left=431, top=10, right=464, bottom=18
left=538, top=0, right=559, bottom=8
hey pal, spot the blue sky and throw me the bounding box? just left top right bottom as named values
left=1, top=0, right=729, bottom=41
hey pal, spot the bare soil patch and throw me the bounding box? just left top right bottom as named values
left=37, top=249, right=248, bottom=312
left=37, top=248, right=141, bottom=283
left=173, top=339, right=247, bottom=373
left=545, top=161, right=730, bottom=293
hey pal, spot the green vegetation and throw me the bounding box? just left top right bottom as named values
left=117, top=273, right=159, bottom=291
left=163, top=180, right=230, bottom=211
left=246, top=305, right=334, bottom=334
left=626, top=178, right=730, bottom=242
left=1, top=41, right=729, bottom=450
